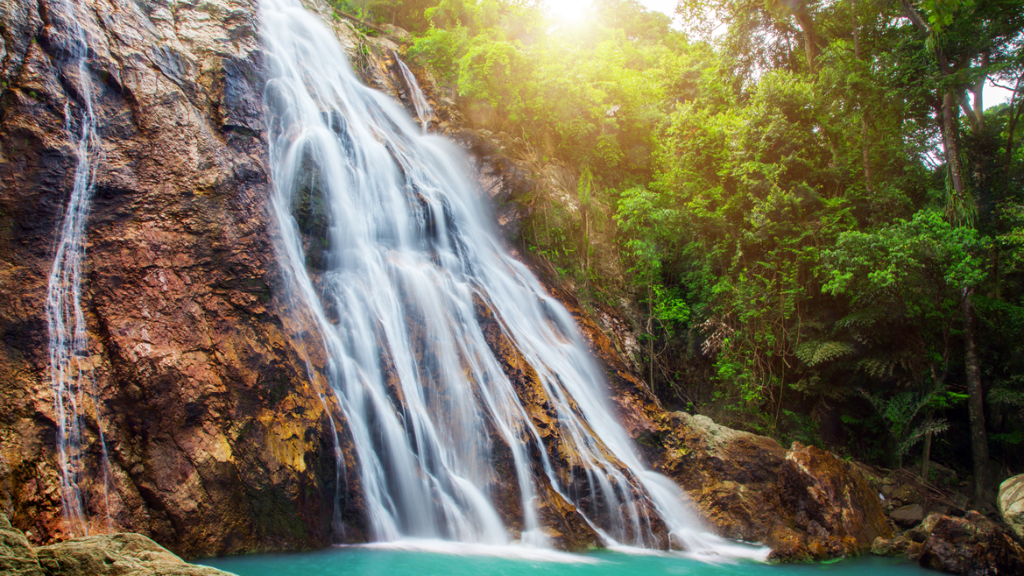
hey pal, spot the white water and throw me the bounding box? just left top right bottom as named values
left=355, top=539, right=602, bottom=564
left=395, top=57, right=434, bottom=131
left=260, top=0, right=767, bottom=560
left=44, top=0, right=111, bottom=536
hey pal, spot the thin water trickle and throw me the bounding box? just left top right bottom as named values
left=259, top=0, right=766, bottom=559
left=395, top=57, right=434, bottom=131
left=45, top=0, right=112, bottom=537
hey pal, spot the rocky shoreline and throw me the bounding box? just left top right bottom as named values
left=0, top=512, right=232, bottom=576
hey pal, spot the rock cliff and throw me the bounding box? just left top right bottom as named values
left=0, top=0, right=361, bottom=558
left=0, top=0, right=892, bottom=562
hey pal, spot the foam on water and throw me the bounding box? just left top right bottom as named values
left=354, top=539, right=602, bottom=564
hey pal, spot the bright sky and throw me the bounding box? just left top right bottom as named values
left=546, top=0, right=1014, bottom=108
left=987, top=82, right=1015, bottom=108
left=547, top=0, right=682, bottom=27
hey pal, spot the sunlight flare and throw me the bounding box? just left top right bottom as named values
left=547, top=0, right=592, bottom=25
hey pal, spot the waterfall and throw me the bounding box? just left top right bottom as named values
left=44, top=0, right=111, bottom=537
left=395, top=57, right=434, bottom=131
left=259, top=0, right=767, bottom=559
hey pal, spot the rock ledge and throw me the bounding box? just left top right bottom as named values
left=1, top=513, right=233, bottom=576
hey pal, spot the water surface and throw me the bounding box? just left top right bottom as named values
left=200, top=544, right=936, bottom=576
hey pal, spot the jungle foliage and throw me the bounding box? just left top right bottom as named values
left=349, top=0, right=1024, bottom=503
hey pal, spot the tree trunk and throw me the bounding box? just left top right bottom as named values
left=648, top=283, right=655, bottom=395
left=852, top=4, right=873, bottom=195
left=942, top=91, right=967, bottom=201
left=923, top=364, right=945, bottom=481
left=1005, top=73, right=1024, bottom=183
left=794, top=12, right=819, bottom=74
left=921, top=415, right=933, bottom=479
left=963, top=287, right=990, bottom=505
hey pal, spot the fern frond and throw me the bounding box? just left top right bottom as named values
left=989, top=388, right=1024, bottom=408
left=795, top=340, right=855, bottom=367
left=858, top=357, right=896, bottom=380
left=835, top=306, right=888, bottom=331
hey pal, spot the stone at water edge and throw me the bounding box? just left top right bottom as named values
left=918, top=511, right=1024, bottom=575
left=998, top=474, right=1024, bottom=539
left=36, top=533, right=235, bottom=576
left=0, top=512, right=232, bottom=576
left=656, top=413, right=893, bottom=561
left=0, top=513, right=44, bottom=576
left=871, top=535, right=911, bottom=556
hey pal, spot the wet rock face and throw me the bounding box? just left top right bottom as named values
left=0, top=0, right=362, bottom=558
left=998, top=474, right=1024, bottom=539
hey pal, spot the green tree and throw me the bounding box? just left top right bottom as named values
left=822, top=210, right=986, bottom=470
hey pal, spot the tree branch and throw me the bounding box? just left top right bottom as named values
left=900, top=0, right=930, bottom=34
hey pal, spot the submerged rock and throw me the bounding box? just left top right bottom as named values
left=998, top=474, right=1024, bottom=540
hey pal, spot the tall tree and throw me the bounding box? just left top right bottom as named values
left=899, top=0, right=1024, bottom=503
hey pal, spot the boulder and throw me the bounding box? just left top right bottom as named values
left=905, top=528, right=928, bottom=543
left=891, top=504, right=926, bottom=528
left=871, top=535, right=910, bottom=556
left=918, top=512, right=1024, bottom=575
left=36, top=533, right=232, bottom=576
left=652, top=412, right=893, bottom=561
left=0, top=513, right=229, bottom=576
left=998, top=474, right=1024, bottom=539
left=546, top=287, right=896, bottom=561
left=905, top=541, right=925, bottom=561
left=892, top=484, right=925, bottom=506
left=1, top=514, right=44, bottom=576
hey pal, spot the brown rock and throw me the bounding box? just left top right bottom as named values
left=892, top=484, right=925, bottom=506
left=918, top=512, right=1024, bottom=575
left=871, top=535, right=910, bottom=556
left=651, top=412, right=892, bottom=561
left=0, top=0, right=362, bottom=558
left=533, top=480, right=601, bottom=552
left=905, top=541, right=924, bottom=561
left=0, top=513, right=44, bottom=576
left=36, top=533, right=233, bottom=576
left=920, top=512, right=946, bottom=534
left=891, top=504, right=925, bottom=528
left=906, top=528, right=928, bottom=543
left=1, top=512, right=228, bottom=576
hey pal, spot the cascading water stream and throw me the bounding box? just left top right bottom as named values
left=44, top=0, right=111, bottom=536
left=395, top=57, right=434, bottom=131
left=260, top=0, right=767, bottom=560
